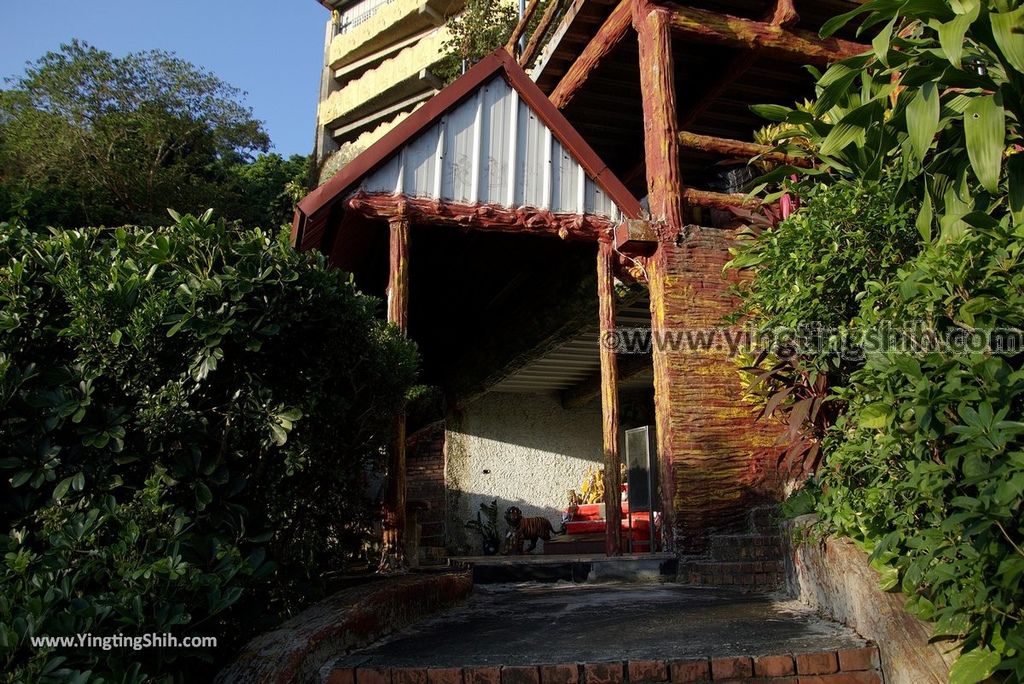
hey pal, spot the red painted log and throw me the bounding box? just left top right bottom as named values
left=683, top=187, right=761, bottom=210
left=597, top=238, right=622, bottom=556
left=520, top=0, right=566, bottom=68
left=506, top=0, right=542, bottom=55
left=634, top=0, right=683, bottom=551
left=678, top=131, right=812, bottom=167
left=379, top=216, right=410, bottom=574
left=549, top=0, right=633, bottom=109
left=667, top=4, right=866, bottom=66
left=346, top=192, right=614, bottom=241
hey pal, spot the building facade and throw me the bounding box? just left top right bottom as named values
left=313, top=0, right=468, bottom=180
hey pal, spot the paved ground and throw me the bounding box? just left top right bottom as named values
left=337, top=582, right=867, bottom=667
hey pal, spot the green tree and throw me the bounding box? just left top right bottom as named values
left=436, top=0, right=521, bottom=84
left=0, top=41, right=269, bottom=228
left=224, top=153, right=312, bottom=228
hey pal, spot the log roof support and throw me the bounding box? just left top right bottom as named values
left=677, top=130, right=812, bottom=167
left=666, top=4, right=866, bottom=66
left=634, top=0, right=683, bottom=551
left=520, top=0, right=568, bottom=68
left=597, top=238, right=623, bottom=556
left=549, top=0, right=633, bottom=110
left=379, top=214, right=410, bottom=573
left=346, top=192, right=616, bottom=242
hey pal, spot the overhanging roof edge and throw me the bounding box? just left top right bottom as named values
left=292, top=48, right=643, bottom=251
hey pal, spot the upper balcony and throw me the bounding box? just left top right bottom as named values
left=328, top=0, right=466, bottom=77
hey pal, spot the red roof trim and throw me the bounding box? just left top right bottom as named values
left=294, top=49, right=642, bottom=250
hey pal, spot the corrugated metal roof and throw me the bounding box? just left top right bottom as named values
left=358, top=76, right=621, bottom=219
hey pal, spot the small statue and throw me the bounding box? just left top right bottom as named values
left=503, top=506, right=557, bottom=554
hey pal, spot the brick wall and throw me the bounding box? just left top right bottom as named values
left=406, top=420, right=446, bottom=549
left=328, top=645, right=883, bottom=684
left=650, top=225, right=787, bottom=553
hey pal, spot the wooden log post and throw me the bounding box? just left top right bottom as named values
left=597, top=238, right=623, bottom=556
left=520, top=0, right=566, bottom=68
left=634, top=0, right=684, bottom=552
left=379, top=215, right=410, bottom=573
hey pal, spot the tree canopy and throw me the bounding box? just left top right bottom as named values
left=0, top=41, right=307, bottom=229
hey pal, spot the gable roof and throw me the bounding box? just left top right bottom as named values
left=292, top=48, right=642, bottom=252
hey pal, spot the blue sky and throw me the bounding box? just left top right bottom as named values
left=0, top=0, right=328, bottom=157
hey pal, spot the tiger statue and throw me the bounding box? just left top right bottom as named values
left=503, top=506, right=557, bottom=554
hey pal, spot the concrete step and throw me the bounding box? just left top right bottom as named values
left=709, top=534, right=783, bottom=562
left=678, top=559, right=785, bottom=591
left=448, top=553, right=678, bottom=584
left=320, top=583, right=880, bottom=684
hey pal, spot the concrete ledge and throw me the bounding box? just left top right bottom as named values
left=450, top=554, right=678, bottom=584
left=783, top=515, right=955, bottom=684
left=217, top=572, right=472, bottom=684
left=326, top=646, right=882, bottom=684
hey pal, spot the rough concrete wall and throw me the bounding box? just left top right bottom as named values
left=783, top=516, right=956, bottom=684
left=651, top=225, right=786, bottom=553
left=444, top=392, right=603, bottom=554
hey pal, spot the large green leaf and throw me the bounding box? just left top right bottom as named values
left=931, top=2, right=980, bottom=69
left=906, top=82, right=941, bottom=163
left=861, top=402, right=895, bottom=429
left=949, top=648, right=1001, bottom=684
left=963, top=95, right=1006, bottom=193
left=991, top=6, right=1024, bottom=75
left=819, top=102, right=880, bottom=156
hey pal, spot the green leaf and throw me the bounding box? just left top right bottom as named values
left=819, top=103, right=878, bottom=156
left=861, top=402, right=895, bottom=429
left=53, top=476, right=73, bottom=501
left=963, top=95, right=1005, bottom=193
left=872, top=16, right=897, bottom=66
left=916, top=189, right=934, bottom=242
left=991, top=6, right=1024, bottom=74
left=195, top=482, right=212, bottom=508
left=877, top=565, right=899, bottom=591
left=906, top=82, right=940, bottom=163
left=949, top=648, right=1001, bottom=684
left=933, top=3, right=980, bottom=69
left=110, top=329, right=122, bottom=346
left=750, top=104, right=793, bottom=122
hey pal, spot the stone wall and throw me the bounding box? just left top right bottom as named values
left=783, top=515, right=956, bottom=684
left=444, top=392, right=604, bottom=554
left=406, top=421, right=446, bottom=550
left=218, top=572, right=472, bottom=684
left=649, top=225, right=786, bottom=553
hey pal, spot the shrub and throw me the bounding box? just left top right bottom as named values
left=0, top=213, right=418, bottom=682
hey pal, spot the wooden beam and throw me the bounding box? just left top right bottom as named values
left=520, top=0, right=566, bottom=68
left=683, top=187, right=761, bottom=209
left=597, top=238, right=623, bottom=556
left=506, top=0, right=542, bottom=56
left=678, top=131, right=812, bottom=167
left=347, top=192, right=614, bottom=241
left=561, top=353, right=651, bottom=409
left=634, top=0, right=682, bottom=552
left=549, top=0, right=633, bottom=109
left=666, top=4, right=867, bottom=66
left=379, top=215, right=410, bottom=574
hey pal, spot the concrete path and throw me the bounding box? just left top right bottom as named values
left=336, top=582, right=867, bottom=667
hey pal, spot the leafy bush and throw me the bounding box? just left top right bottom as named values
left=0, top=213, right=417, bottom=682
left=732, top=0, right=1024, bottom=681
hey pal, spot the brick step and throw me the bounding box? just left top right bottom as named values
left=323, top=645, right=881, bottom=684
left=677, top=560, right=784, bottom=590
left=708, top=534, right=783, bottom=562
